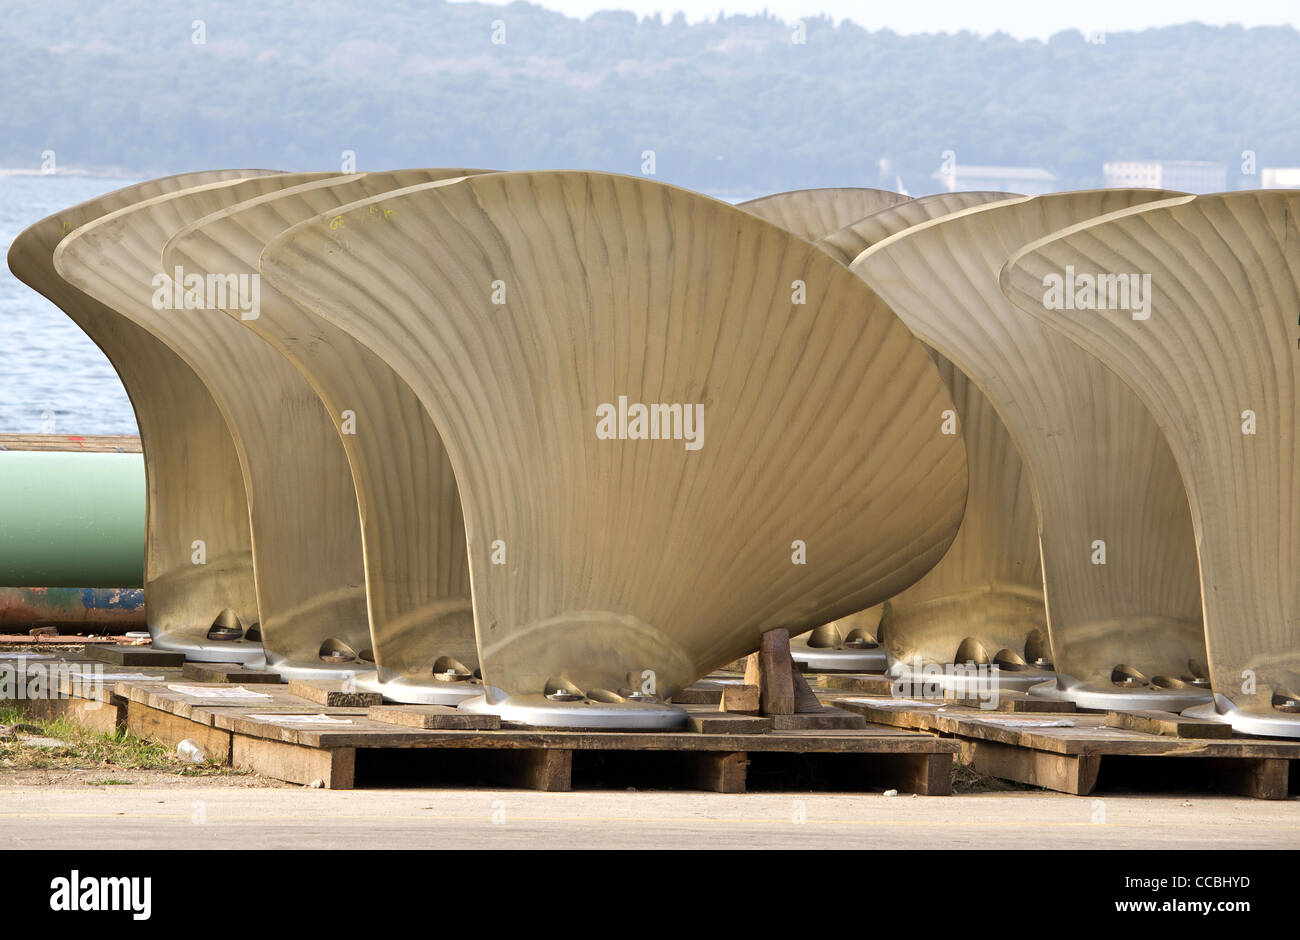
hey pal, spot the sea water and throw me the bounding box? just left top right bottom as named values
left=0, top=173, right=143, bottom=435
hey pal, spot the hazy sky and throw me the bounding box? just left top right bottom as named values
left=459, top=0, right=1300, bottom=39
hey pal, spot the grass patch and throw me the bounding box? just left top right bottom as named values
left=0, top=702, right=245, bottom=777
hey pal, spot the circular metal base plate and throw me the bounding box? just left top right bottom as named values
left=1182, top=694, right=1300, bottom=739
left=352, top=672, right=485, bottom=705
left=791, top=646, right=889, bottom=673
left=460, top=690, right=687, bottom=729
left=253, top=653, right=379, bottom=682
left=149, top=626, right=263, bottom=663
left=1028, top=675, right=1213, bottom=712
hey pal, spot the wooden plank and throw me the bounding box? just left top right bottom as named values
left=817, top=673, right=900, bottom=696
left=718, top=684, right=759, bottom=714
left=671, top=685, right=723, bottom=706
left=0, top=433, right=142, bottom=453
left=1105, top=709, right=1232, bottom=739
left=831, top=696, right=950, bottom=732
left=770, top=707, right=868, bottom=731
left=83, top=645, right=185, bottom=668
left=686, top=751, right=748, bottom=793
left=182, top=662, right=283, bottom=684
left=231, top=734, right=355, bottom=789
left=961, top=739, right=1101, bottom=795
left=288, top=679, right=383, bottom=708
left=125, top=700, right=231, bottom=763
left=686, top=713, right=772, bottom=735
left=367, top=704, right=500, bottom=730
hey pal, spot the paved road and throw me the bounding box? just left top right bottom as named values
left=1, top=786, right=1296, bottom=849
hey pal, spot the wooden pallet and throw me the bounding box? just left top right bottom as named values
left=832, top=693, right=1300, bottom=799
left=1, top=654, right=957, bottom=794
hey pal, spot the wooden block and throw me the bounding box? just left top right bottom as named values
left=83, top=645, right=185, bottom=668
left=687, top=713, right=772, bottom=734
left=757, top=629, right=794, bottom=715
left=512, top=748, right=572, bottom=791
left=367, top=704, right=500, bottom=730
left=719, top=684, right=760, bottom=714
left=287, top=679, right=382, bottom=708
left=1217, top=757, right=1290, bottom=800
left=1105, top=709, right=1232, bottom=739
left=231, top=734, right=355, bottom=788
left=897, top=752, right=953, bottom=796
left=125, top=700, right=232, bottom=763
left=687, top=751, right=748, bottom=793
left=962, top=739, right=1101, bottom=795
left=671, top=685, right=723, bottom=705
left=770, top=707, right=868, bottom=731
left=182, top=661, right=282, bottom=684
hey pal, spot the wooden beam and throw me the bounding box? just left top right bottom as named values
left=287, top=679, right=382, bottom=708
left=182, top=662, right=282, bottom=684
left=231, top=734, right=355, bottom=788
left=718, top=684, right=760, bottom=714
left=1105, top=709, right=1231, bottom=739
left=367, top=704, right=500, bottom=730
left=962, top=739, right=1101, bottom=795
left=686, top=751, right=748, bottom=793
left=125, top=700, right=232, bottom=763
left=83, top=645, right=185, bottom=668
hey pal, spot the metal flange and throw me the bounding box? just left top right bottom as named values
left=1182, top=694, right=1300, bottom=739
left=352, top=671, right=486, bottom=706
left=149, top=624, right=263, bottom=664
left=459, top=688, right=687, bottom=730
left=791, top=645, right=889, bottom=673
left=887, top=658, right=1056, bottom=695
left=1028, top=673, right=1213, bottom=712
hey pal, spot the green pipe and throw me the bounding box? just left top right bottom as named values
left=0, top=451, right=145, bottom=587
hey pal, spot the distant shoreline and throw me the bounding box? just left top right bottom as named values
left=0, top=168, right=146, bottom=179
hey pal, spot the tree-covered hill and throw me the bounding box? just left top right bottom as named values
left=2, top=0, right=1295, bottom=195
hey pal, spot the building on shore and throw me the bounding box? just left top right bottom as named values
left=1103, top=160, right=1227, bottom=193
left=1261, top=168, right=1300, bottom=189
left=931, top=164, right=1057, bottom=195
